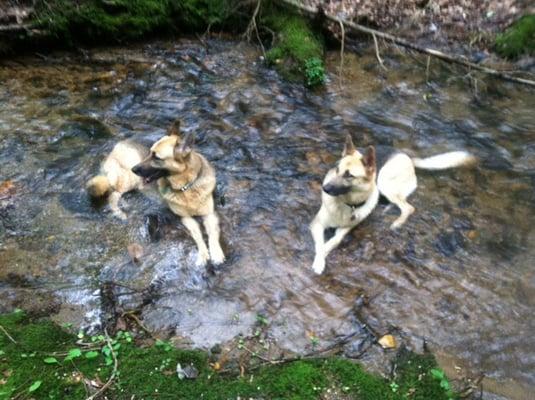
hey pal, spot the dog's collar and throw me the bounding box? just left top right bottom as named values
left=345, top=200, right=367, bottom=210
left=160, top=165, right=203, bottom=195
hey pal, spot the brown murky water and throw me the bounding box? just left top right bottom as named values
left=1, top=40, right=534, bottom=399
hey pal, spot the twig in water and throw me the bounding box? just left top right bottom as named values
left=122, top=311, right=155, bottom=338
left=86, top=329, right=118, bottom=400
left=426, top=56, right=431, bottom=82
left=338, top=18, right=345, bottom=88
left=0, top=324, right=17, bottom=343
left=372, top=33, right=387, bottom=71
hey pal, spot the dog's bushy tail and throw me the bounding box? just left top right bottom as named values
left=412, top=151, right=476, bottom=170
left=86, top=175, right=111, bottom=198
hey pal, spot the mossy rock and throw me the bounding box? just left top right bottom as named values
left=263, top=10, right=325, bottom=87
left=495, top=14, right=535, bottom=59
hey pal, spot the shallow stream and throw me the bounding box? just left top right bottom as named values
left=1, top=39, right=534, bottom=399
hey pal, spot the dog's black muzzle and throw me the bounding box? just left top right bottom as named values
left=322, top=184, right=351, bottom=196
left=132, top=164, right=169, bottom=183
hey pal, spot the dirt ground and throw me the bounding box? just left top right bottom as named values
left=306, top=0, right=534, bottom=52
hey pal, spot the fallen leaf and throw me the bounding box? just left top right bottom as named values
left=0, top=378, right=7, bottom=385
left=378, top=334, right=397, bottom=349
left=210, top=362, right=221, bottom=371
left=0, top=180, right=16, bottom=199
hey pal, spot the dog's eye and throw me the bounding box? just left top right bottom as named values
left=343, top=170, right=354, bottom=179
left=152, top=153, right=162, bottom=161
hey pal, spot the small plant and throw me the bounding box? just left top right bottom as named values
left=304, top=57, right=325, bottom=88
left=390, top=381, right=399, bottom=393
left=430, top=368, right=454, bottom=399
left=256, top=314, right=269, bottom=326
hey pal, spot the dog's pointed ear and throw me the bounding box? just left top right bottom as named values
left=342, top=134, right=356, bottom=157
left=167, top=119, right=181, bottom=137
left=174, top=131, right=194, bottom=159
left=363, top=146, right=376, bottom=175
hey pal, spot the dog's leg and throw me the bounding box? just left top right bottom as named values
left=181, top=217, right=210, bottom=266
left=323, top=227, right=352, bottom=256
left=109, top=191, right=127, bottom=220
left=386, top=195, right=415, bottom=229
left=310, top=216, right=327, bottom=274
left=203, top=212, right=225, bottom=265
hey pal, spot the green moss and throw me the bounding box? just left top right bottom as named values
left=174, top=0, right=241, bottom=33
left=495, top=15, right=535, bottom=59
left=263, top=10, right=325, bottom=87
left=35, top=0, right=176, bottom=44
left=0, top=312, right=456, bottom=399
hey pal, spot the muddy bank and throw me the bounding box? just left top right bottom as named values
left=1, top=39, right=534, bottom=399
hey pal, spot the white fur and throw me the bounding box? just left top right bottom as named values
left=412, top=151, right=475, bottom=170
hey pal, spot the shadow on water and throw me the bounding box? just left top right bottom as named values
left=1, top=40, right=534, bottom=397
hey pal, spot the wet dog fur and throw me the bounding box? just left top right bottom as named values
left=86, top=140, right=149, bottom=220
left=310, top=134, right=476, bottom=275
left=131, top=121, right=225, bottom=267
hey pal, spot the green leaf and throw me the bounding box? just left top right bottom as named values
left=85, top=351, right=99, bottom=359
left=105, top=356, right=113, bottom=366
left=430, top=368, right=445, bottom=380
left=0, top=350, right=5, bottom=356
left=43, top=357, right=59, bottom=364
left=65, top=348, right=82, bottom=361
left=28, top=380, right=42, bottom=392
left=102, top=346, right=111, bottom=357
left=440, top=379, right=451, bottom=390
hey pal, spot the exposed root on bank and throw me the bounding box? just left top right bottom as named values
left=372, top=33, right=387, bottom=71
left=338, top=18, right=345, bottom=88
left=276, top=0, right=535, bottom=87
left=243, top=0, right=266, bottom=58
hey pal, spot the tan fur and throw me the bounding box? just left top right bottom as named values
left=86, top=140, right=148, bottom=220
left=132, top=125, right=225, bottom=267
left=310, top=135, right=474, bottom=275
left=86, top=175, right=110, bottom=198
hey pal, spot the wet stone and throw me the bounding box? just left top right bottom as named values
left=434, top=230, right=466, bottom=257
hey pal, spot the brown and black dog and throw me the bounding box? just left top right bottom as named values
left=132, top=121, right=225, bottom=267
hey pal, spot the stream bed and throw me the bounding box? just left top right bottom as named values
left=1, top=39, right=534, bottom=399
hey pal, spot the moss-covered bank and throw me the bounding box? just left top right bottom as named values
left=0, top=311, right=455, bottom=399
left=1, top=0, right=325, bottom=86
left=32, top=0, right=243, bottom=44
left=495, top=15, right=535, bottom=59
left=262, top=7, right=325, bottom=87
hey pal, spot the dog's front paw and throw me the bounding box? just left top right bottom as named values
left=311, top=258, right=325, bottom=275
left=113, top=210, right=128, bottom=221
left=390, top=220, right=403, bottom=230
left=196, top=249, right=210, bottom=267
left=210, top=246, right=226, bottom=266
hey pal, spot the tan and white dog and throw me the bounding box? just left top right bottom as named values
left=86, top=140, right=149, bottom=220
left=310, top=134, right=475, bottom=275
left=131, top=122, right=225, bottom=267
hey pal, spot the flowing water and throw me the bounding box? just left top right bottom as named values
left=1, top=39, right=534, bottom=399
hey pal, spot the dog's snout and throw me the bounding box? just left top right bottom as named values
left=322, top=183, right=350, bottom=196
left=131, top=164, right=142, bottom=176
left=322, top=184, right=334, bottom=195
